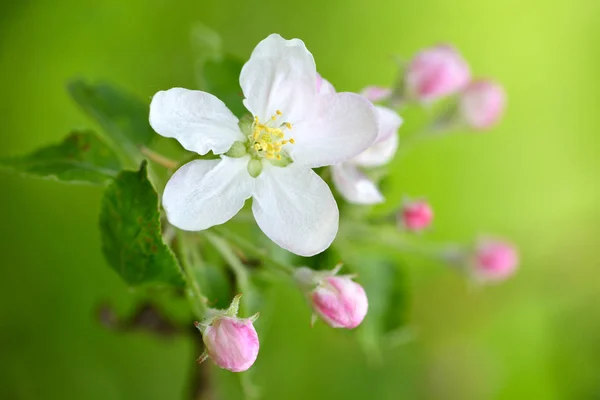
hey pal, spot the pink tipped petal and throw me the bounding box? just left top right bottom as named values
left=373, top=105, right=403, bottom=143
left=240, top=34, right=318, bottom=123
left=350, top=105, right=402, bottom=167
left=203, top=317, right=259, bottom=372
left=459, top=80, right=507, bottom=129
left=331, top=163, right=384, bottom=205
left=360, top=86, right=392, bottom=103
left=289, top=92, right=378, bottom=168
left=149, top=88, right=243, bottom=155
left=316, top=73, right=336, bottom=95
left=351, top=130, right=399, bottom=168
left=406, top=44, right=471, bottom=102
left=474, top=239, right=518, bottom=282
left=401, top=200, right=433, bottom=231
left=311, top=276, right=368, bottom=329
left=162, top=157, right=254, bottom=231
left=252, top=163, right=339, bottom=257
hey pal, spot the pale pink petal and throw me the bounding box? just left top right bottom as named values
left=288, top=93, right=378, bottom=168
left=149, top=88, right=243, bottom=155
left=240, top=34, right=318, bottom=123
left=162, top=157, right=254, bottom=231
left=252, top=163, right=338, bottom=257
left=331, top=163, right=384, bottom=205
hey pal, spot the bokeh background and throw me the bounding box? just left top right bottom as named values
left=1, top=0, right=599, bottom=399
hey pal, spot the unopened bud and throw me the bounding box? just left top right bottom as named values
left=405, top=44, right=471, bottom=102
left=399, top=199, right=433, bottom=232
left=459, top=80, right=506, bottom=130
left=195, top=295, right=259, bottom=372
left=295, top=265, right=368, bottom=329
left=472, top=239, right=518, bottom=282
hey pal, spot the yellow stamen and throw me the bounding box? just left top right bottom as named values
left=250, top=112, right=295, bottom=162
left=289, top=138, right=295, bottom=144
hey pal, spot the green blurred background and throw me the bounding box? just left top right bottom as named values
left=1, top=0, right=599, bottom=398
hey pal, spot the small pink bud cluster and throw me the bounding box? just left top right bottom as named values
left=368, top=44, right=506, bottom=131
left=195, top=294, right=259, bottom=372
left=471, top=238, right=518, bottom=282
left=294, top=264, right=368, bottom=329
left=399, top=199, right=434, bottom=232
left=459, top=80, right=506, bottom=130
left=405, top=44, right=471, bottom=103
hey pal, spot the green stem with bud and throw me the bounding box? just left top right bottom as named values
left=213, top=227, right=295, bottom=275
left=177, top=231, right=208, bottom=319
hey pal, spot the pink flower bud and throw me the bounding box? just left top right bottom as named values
left=312, top=276, right=368, bottom=329
left=360, top=86, right=392, bottom=103
left=295, top=265, right=368, bottom=329
left=400, top=200, right=433, bottom=232
left=195, top=294, right=259, bottom=372
left=201, top=316, right=259, bottom=372
left=406, top=44, right=471, bottom=102
left=472, top=239, right=518, bottom=282
left=459, top=80, right=506, bottom=130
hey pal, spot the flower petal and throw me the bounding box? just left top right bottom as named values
left=162, top=156, right=254, bottom=231
left=351, top=130, right=399, bottom=167
left=331, top=163, right=384, bottom=205
left=373, top=105, right=403, bottom=143
left=252, top=163, right=338, bottom=256
left=149, top=88, right=243, bottom=155
left=360, top=86, right=392, bottom=103
left=316, top=73, right=336, bottom=95
left=240, top=34, right=318, bottom=123
left=289, top=92, right=378, bottom=168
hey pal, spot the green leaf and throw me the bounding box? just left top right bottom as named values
left=203, top=56, right=246, bottom=117
left=68, top=79, right=153, bottom=163
left=0, top=130, right=121, bottom=185
left=99, top=161, right=184, bottom=287
left=190, top=24, right=246, bottom=118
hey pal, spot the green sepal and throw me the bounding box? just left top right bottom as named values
left=269, top=152, right=293, bottom=168
left=225, top=141, right=248, bottom=158
left=247, top=158, right=263, bottom=178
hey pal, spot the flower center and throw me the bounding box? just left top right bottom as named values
left=249, top=110, right=294, bottom=161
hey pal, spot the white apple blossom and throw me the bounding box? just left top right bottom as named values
left=320, top=78, right=403, bottom=205
left=149, top=34, right=378, bottom=256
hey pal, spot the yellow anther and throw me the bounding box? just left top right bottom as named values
left=289, top=138, right=295, bottom=144
left=250, top=113, right=295, bottom=162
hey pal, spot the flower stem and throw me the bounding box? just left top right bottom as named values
left=140, top=146, right=179, bottom=169
left=203, top=231, right=251, bottom=293
left=212, top=227, right=295, bottom=275
left=341, top=221, right=447, bottom=262
left=177, top=231, right=208, bottom=319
